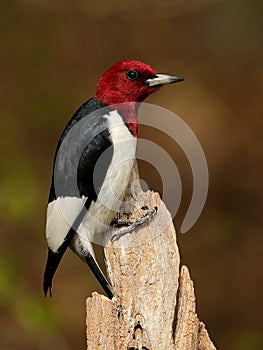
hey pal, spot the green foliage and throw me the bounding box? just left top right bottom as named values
left=0, top=256, right=16, bottom=302
left=15, top=296, right=57, bottom=336
left=0, top=256, right=58, bottom=339
left=234, top=329, right=263, bottom=350
left=0, top=159, right=39, bottom=224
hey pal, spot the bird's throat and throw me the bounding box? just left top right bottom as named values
left=115, top=102, right=139, bottom=137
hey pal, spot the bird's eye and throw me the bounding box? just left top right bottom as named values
left=126, top=70, right=139, bottom=81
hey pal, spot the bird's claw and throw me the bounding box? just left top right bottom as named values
left=111, top=206, right=158, bottom=243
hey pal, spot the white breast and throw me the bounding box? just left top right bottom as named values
left=78, top=110, right=136, bottom=247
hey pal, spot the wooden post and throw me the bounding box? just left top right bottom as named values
left=86, top=183, right=216, bottom=350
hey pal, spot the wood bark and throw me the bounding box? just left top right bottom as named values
left=86, top=183, right=216, bottom=350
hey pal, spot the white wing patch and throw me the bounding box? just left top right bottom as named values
left=46, top=196, right=86, bottom=252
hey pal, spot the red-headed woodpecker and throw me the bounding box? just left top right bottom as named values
left=43, top=60, right=183, bottom=299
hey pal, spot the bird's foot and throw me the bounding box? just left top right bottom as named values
left=110, top=206, right=157, bottom=243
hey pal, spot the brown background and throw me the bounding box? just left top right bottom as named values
left=0, top=0, right=263, bottom=349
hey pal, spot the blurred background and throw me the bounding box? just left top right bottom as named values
left=1, top=0, right=263, bottom=349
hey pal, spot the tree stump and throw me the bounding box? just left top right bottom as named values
left=86, top=185, right=216, bottom=350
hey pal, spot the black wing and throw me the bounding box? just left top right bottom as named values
left=43, top=97, right=113, bottom=296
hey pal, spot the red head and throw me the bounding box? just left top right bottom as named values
left=95, top=60, right=159, bottom=105
left=95, top=60, right=184, bottom=135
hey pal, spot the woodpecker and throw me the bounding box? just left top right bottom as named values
left=43, top=60, right=183, bottom=299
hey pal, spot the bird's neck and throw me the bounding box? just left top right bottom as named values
left=95, top=85, right=141, bottom=137
left=116, top=102, right=139, bottom=137
left=96, top=95, right=139, bottom=136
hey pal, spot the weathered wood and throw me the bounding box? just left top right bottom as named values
left=86, top=186, right=216, bottom=350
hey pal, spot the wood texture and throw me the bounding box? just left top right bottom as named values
left=86, top=186, right=216, bottom=350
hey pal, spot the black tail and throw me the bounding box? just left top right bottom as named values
left=43, top=223, right=79, bottom=297
left=43, top=200, right=113, bottom=298
left=43, top=248, right=64, bottom=297
left=85, top=253, right=113, bottom=299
